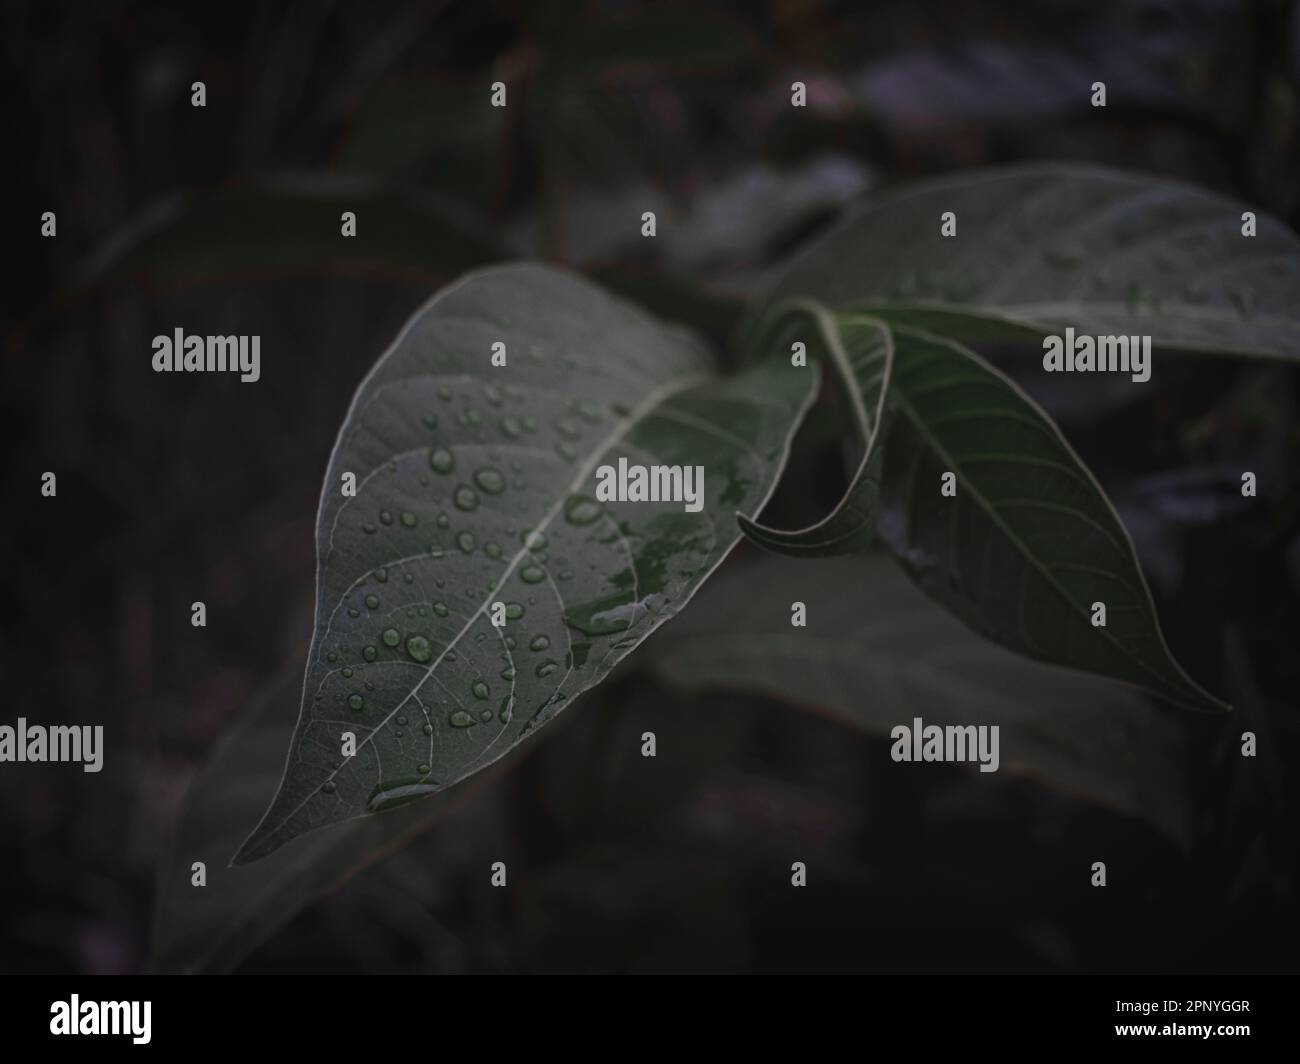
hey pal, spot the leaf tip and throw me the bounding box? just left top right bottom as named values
left=230, top=827, right=277, bottom=867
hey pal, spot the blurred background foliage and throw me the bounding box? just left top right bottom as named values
left=3, top=0, right=1299, bottom=972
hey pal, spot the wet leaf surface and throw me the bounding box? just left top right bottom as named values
left=236, top=264, right=815, bottom=861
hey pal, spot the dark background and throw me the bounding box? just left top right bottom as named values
left=3, top=0, right=1299, bottom=973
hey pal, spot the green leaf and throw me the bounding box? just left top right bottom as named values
left=235, top=263, right=816, bottom=862
left=641, top=554, right=1197, bottom=847
left=875, top=324, right=1228, bottom=713
left=738, top=302, right=893, bottom=555
left=148, top=666, right=515, bottom=972
left=742, top=163, right=1300, bottom=361
left=75, top=175, right=501, bottom=291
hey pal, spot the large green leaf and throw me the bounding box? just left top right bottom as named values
left=641, top=554, right=1197, bottom=847
left=235, top=264, right=816, bottom=862
left=875, top=325, right=1227, bottom=713
left=741, top=163, right=1300, bottom=361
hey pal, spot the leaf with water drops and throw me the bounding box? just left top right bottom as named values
left=235, top=264, right=815, bottom=862
left=741, top=163, right=1300, bottom=361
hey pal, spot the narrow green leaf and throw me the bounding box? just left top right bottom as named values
left=75, top=175, right=500, bottom=290
left=235, top=264, right=816, bottom=863
left=738, top=303, right=892, bottom=555
left=640, top=554, right=1197, bottom=847
left=742, top=163, right=1300, bottom=361
left=877, top=324, right=1228, bottom=713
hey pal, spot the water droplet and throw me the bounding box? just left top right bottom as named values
left=501, top=415, right=522, bottom=439
left=474, top=467, right=505, bottom=494
left=380, top=510, right=394, bottom=526
left=576, top=400, right=602, bottom=423
left=500, top=696, right=515, bottom=723
left=421, top=413, right=438, bottom=430
left=480, top=709, right=493, bottom=722
left=500, top=666, right=517, bottom=680
left=406, top=634, right=432, bottom=663
left=454, top=485, right=479, bottom=511
left=449, top=710, right=475, bottom=728
left=564, top=495, right=602, bottom=525
left=363, top=645, right=378, bottom=661
left=504, top=602, right=524, bottom=620
left=471, top=680, right=490, bottom=700
left=367, top=781, right=439, bottom=812
left=430, top=545, right=444, bottom=559
left=362, top=522, right=377, bottom=534
left=529, top=634, right=550, bottom=652
left=396, top=714, right=408, bottom=726
left=433, top=601, right=449, bottom=617
left=374, top=568, right=388, bottom=583
left=438, top=385, right=452, bottom=401
left=365, top=593, right=379, bottom=609
left=382, top=627, right=401, bottom=648
left=326, top=651, right=338, bottom=663
left=457, top=530, right=476, bottom=552
left=322, top=780, right=337, bottom=794
left=430, top=448, right=454, bottom=474
left=484, top=541, right=503, bottom=559
left=565, top=592, right=660, bottom=636
left=536, top=660, right=559, bottom=678
left=348, top=694, right=364, bottom=710
left=436, top=513, right=450, bottom=529
left=422, top=723, right=434, bottom=736
left=400, top=511, right=417, bottom=527
left=556, top=441, right=578, bottom=462
left=348, top=608, right=360, bottom=618
left=342, top=667, right=353, bottom=678
left=460, top=407, right=482, bottom=427
left=418, top=762, right=431, bottom=775
left=523, top=529, right=547, bottom=551
left=521, top=565, right=545, bottom=584
left=484, top=384, right=503, bottom=406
